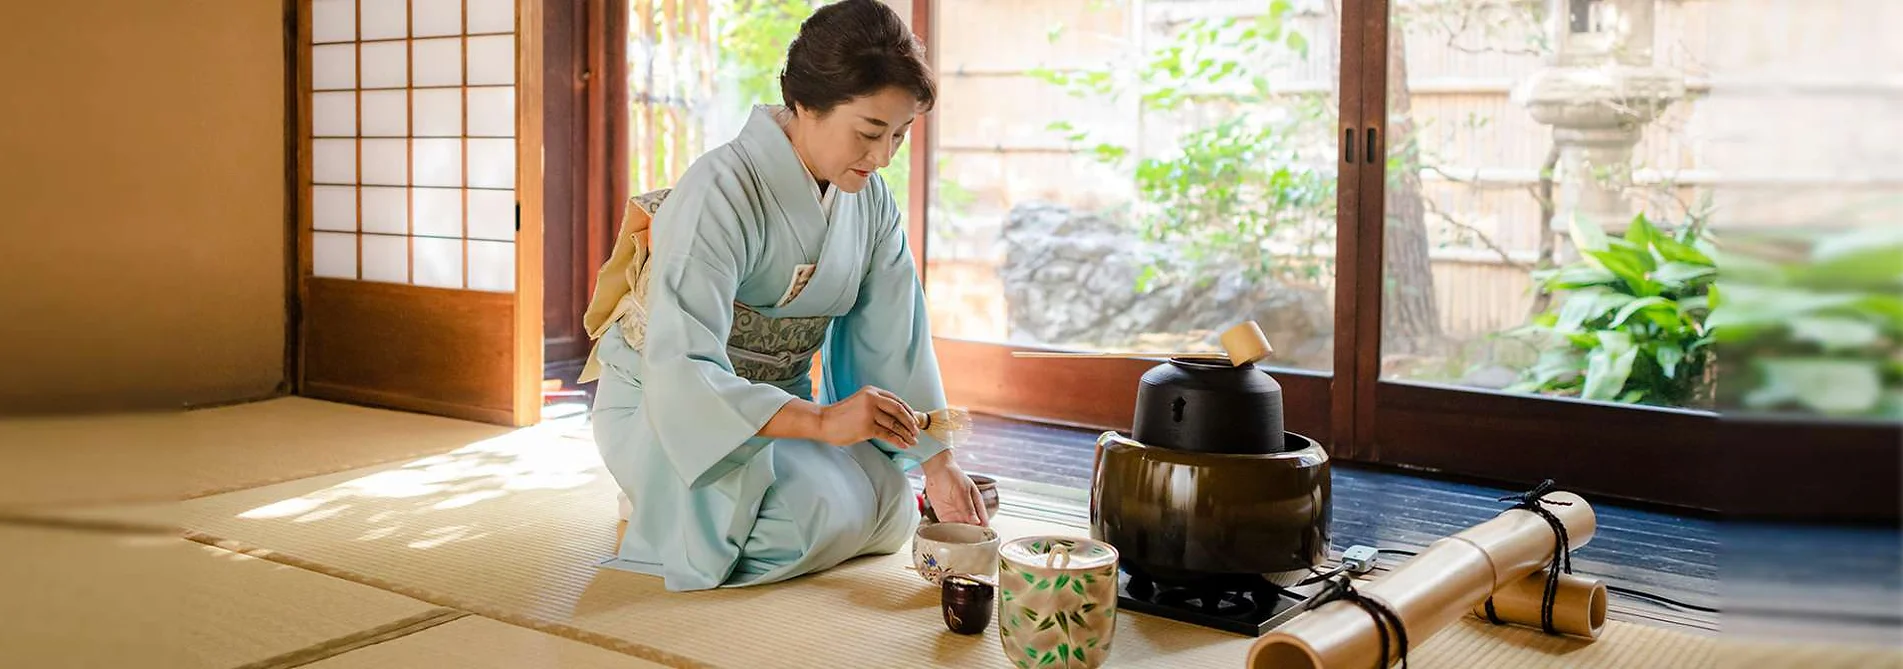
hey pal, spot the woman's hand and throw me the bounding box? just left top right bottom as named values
left=816, top=386, right=920, bottom=448
left=922, top=451, right=988, bottom=526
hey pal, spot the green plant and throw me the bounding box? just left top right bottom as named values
left=718, top=0, right=817, bottom=107
left=1707, top=223, right=1903, bottom=418
left=1509, top=213, right=1718, bottom=406
left=1033, top=1, right=1337, bottom=291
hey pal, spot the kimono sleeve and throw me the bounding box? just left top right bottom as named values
left=821, top=196, right=952, bottom=469
left=641, top=180, right=796, bottom=489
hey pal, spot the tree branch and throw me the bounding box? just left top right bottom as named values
left=1421, top=196, right=1529, bottom=270
left=1420, top=161, right=1480, bottom=185
left=1419, top=0, right=1548, bottom=58
left=1413, top=140, right=1538, bottom=272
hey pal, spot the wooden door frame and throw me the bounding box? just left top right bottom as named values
left=283, top=0, right=306, bottom=396
left=906, top=0, right=932, bottom=275
left=543, top=0, right=629, bottom=389
left=1335, top=0, right=1374, bottom=464
left=288, top=0, right=311, bottom=396
left=514, top=0, right=548, bottom=426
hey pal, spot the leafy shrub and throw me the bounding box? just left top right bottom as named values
left=1708, top=224, right=1903, bottom=418
left=1510, top=213, right=1717, bottom=406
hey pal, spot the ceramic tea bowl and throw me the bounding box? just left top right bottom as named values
left=998, top=536, right=1119, bottom=669
left=912, top=522, right=1000, bottom=585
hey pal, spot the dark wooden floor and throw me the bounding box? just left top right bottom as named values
left=952, top=414, right=1903, bottom=638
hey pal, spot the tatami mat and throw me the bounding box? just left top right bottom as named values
left=305, top=616, right=670, bottom=669
left=1412, top=616, right=1711, bottom=667
left=23, top=433, right=1258, bottom=667
left=1714, top=641, right=1903, bottom=669
left=0, top=396, right=512, bottom=509
left=26, top=433, right=1777, bottom=668
left=0, top=524, right=443, bottom=669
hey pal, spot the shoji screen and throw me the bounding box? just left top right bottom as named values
left=310, top=0, right=518, bottom=289
left=299, top=0, right=543, bottom=426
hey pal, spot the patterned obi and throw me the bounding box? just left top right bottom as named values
left=722, top=304, right=831, bottom=384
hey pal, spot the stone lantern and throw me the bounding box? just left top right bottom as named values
left=1514, top=0, right=1685, bottom=236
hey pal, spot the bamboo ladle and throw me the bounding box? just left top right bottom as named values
left=1010, top=321, right=1274, bottom=367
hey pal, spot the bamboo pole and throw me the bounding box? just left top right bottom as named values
left=1247, top=491, right=1598, bottom=669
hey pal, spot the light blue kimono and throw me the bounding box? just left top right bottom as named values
left=588, top=105, right=950, bottom=592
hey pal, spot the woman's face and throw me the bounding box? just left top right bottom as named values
left=789, top=87, right=921, bottom=194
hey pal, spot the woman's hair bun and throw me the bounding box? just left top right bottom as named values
left=779, top=0, right=935, bottom=115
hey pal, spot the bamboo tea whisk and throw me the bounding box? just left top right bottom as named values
left=912, top=406, right=974, bottom=446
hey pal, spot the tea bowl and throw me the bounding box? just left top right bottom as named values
left=911, top=521, right=999, bottom=585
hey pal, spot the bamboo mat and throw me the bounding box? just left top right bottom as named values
left=0, top=524, right=443, bottom=669
left=21, top=435, right=1791, bottom=669
left=303, top=616, right=670, bottom=669
left=0, top=396, right=513, bottom=509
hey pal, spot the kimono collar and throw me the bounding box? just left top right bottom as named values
left=738, top=105, right=835, bottom=220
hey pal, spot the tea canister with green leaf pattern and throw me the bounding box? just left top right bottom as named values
left=997, top=535, right=1119, bottom=669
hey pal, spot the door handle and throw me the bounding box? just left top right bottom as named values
left=1366, top=127, right=1378, bottom=164
left=1344, top=128, right=1355, bottom=164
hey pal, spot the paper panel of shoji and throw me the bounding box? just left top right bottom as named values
left=359, top=0, right=407, bottom=41
left=313, top=186, right=357, bottom=231
left=362, top=186, right=408, bottom=235
left=312, top=232, right=357, bottom=278
left=413, top=88, right=462, bottom=136
left=414, top=38, right=462, bottom=87
left=312, top=0, right=356, bottom=44
left=466, top=0, right=513, bottom=34
left=468, top=240, right=515, bottom=292
left=305, top=0, right=516, bottom=292
left=413, top=237, right=464, bottom=288
left=413, top=0, right=461, bottom=37
left=467, top=87, right=513, bottom=137
left=467, top=189, right=514, bottom=241
left=413, top=188, right=463, bottom=237
left=361, top=90, right=407, bottom=136
left=362, top=234, right=410, bottom=283
left=313, top=92, right=356, bottom=136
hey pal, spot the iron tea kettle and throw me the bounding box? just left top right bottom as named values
left=1131, top=358, right=1287, bottom=455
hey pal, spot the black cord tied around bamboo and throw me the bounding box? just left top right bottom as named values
left=1481, top=478, right=1574, bottom=635
left=1304, top=573, right=1410, bottom=669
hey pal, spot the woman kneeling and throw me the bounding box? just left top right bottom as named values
left=582, top=0, right=987, bottom=592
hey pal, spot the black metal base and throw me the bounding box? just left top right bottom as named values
left=1114, top=568, right=1323, bottom=637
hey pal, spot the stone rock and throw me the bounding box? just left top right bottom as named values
left=1460, top=364, right=1521, bottom=390
left=998, top=201, right=1334, bottom=370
